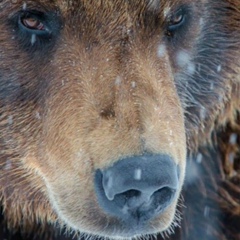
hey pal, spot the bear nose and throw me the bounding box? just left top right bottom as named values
left=94, top=154, right=179, bottom=224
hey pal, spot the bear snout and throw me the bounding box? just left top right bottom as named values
left=94, top=154, right=179, bottom=228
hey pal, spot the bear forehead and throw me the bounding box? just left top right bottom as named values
left=11, top=0, right=193, bottom=15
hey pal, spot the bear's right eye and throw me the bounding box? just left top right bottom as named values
left=167, top=8, right=185, bottom=32
left=165, top=5, right=191, bottom=38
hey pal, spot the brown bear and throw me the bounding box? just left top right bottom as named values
left=0, top=0, right=239, bottom=240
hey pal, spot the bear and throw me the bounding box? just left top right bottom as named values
left=0, top=0, right=239, bottom=240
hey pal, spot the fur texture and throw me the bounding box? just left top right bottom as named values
left=0, top=0, right=239, bottom=239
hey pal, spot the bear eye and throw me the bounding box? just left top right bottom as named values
left=171, top=13, right=183, bottom=26
left=19, top=11, right=50, bottom=35
left=11, top=9, right=61, bottom=52
left=167, top=8, right=185, bottom=32
left=21, top=17, right=45, bottom=31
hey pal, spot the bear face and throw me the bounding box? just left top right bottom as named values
left=0, top=0, right=239, bottom=239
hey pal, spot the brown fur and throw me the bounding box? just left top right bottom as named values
left=0, top=0, right=239, bottom=239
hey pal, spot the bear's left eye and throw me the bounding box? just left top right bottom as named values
left=9, top=8, right=62, bottom=53
left=21, top=17, right=45, bottom=31
left=19, top=11, right=51, bottom=36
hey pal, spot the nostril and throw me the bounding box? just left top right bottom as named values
left=114, top=187, right=176, bottom=210
left=114, top=190, right=142, bottom=209
left=122, top=189, right=152, bottom=209
left=121, top=189, right=141, bottom=201
left=153, top=187, right=176, bottom=211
